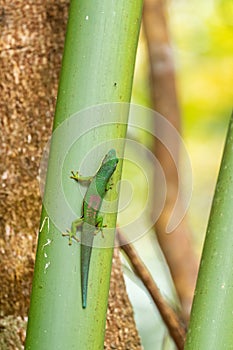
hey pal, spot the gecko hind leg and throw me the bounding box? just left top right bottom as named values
left=62, top=217, right=83, bottom=245
left=94, top=216, right=106, bottom=238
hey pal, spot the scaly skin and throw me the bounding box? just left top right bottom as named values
left=63, top=149, right=118, bottom=308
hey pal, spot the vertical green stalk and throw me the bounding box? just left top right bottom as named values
left=185, top=112, right=233, bottom=349
left=26, top=1, right=142, bottom=349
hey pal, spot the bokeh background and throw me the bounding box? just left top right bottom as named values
left=122, top=0, right=233, bottom=347
left=133, top=0, right=232, bottom=252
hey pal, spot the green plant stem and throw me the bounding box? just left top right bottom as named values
left=25, top=1, right=143, bottom=349
left=185, top=112, right=233, bottom=349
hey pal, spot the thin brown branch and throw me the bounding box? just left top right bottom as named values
left=117, top=229, right=186, bottom=350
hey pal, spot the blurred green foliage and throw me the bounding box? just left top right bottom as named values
left=132, top=0, right=233, bottom=250
left=176, top=1, right=232, bottom=135
left=128, top=2, right=232, bottom=348
left=134, top=0, right=233, bottom=137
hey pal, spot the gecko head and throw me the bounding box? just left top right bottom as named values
left=102, top=149, right=118, bottom=167
left=100, top=149, right=119, bottom=177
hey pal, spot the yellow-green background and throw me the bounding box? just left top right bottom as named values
left=124, top=1, right=233, bottom=348
left=133, top=0, right=233, bottom=252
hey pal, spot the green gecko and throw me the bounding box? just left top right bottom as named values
left=63, top=149, right=119, bottom=308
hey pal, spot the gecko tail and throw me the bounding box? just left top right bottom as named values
left=81, top=242, right=93, bottom=309
left=82, top=297, right=87, bottom=309
left=81, top=270, right=88, bottom=309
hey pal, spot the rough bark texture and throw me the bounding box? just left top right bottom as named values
left=143, top=0, right=199, bottom=323
left=105, top=250, right=142, bottom=350
left=0, top=1, right=141, bottom=348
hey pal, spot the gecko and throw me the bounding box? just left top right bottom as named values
left=63, top=149, right=119, bottom=308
